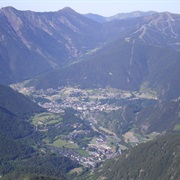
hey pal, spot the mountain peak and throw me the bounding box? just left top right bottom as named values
left=1, top=6, right=17, bottom=13
left=59, top=7, right=77, bottom=14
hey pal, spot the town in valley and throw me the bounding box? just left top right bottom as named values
left=11, top=83, right=157, bottom=168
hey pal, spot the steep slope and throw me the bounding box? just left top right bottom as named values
left=0, top=84, right=44, bottom=117
left=0, top=85, right=80, bottom=179
left=99, top=12, right=180, bottom=47
left=24, top=11, right=180, bottom=101
left=0, top=85, right=44, bottom=164
left=0, top=84, right=44, bottom=140
left=1, top=8, right=180, bottom=101
left=125, top=12, right=180, bottom=50
left=31, top=40, right=180, bottom=101
left=0, top=7, right=102, bottom=84
left=92, top=133, right=180, bottom=180
left=91, top=98, right=179, bottom=138
left=0, top=85, right=41, bottom=163
left=136, top=99, right=180, bottom=134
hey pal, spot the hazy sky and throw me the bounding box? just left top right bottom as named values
left=0, top=0, right=179, bottom=17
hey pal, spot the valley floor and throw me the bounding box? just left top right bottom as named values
left=10, top=83, right=160, bottom=167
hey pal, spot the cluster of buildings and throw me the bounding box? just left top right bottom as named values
left=51, top=134, right=121, bottom=168
left=34, top=87, right=126, bottom=114
left=10, top=85, right=127, bottom=167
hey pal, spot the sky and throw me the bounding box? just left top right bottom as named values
left=0, top=0, right=179, bottom=17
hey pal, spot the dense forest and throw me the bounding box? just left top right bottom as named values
left=90, top=133, right=180, bottom=180
left=0, top=85, right=80, bottom=179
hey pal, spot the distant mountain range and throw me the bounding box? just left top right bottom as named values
left=0, top=7, right=179, bottom=101
left=84, top=11, right=156, bottom=23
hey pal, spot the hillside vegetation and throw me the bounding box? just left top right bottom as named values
left=91, top=133, right=180, bottom=180
left=0, top=85, right=80, bottom=179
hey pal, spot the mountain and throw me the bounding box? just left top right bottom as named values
left=84, top=13, right=107, bottom=23
left=0, top=6, right=102, bottom=84
left=91, top=133, right=180, bottom=180
left=1, top=7, right=180, bottom=102
left=107, top=11, right=157, bottom=21
left=30, top=39, right=180, bottom=101
left=125, top=12, right=180, bottom=50
left=94, top=11, right=180, bottom=49
left=17, top=10, right=179, bottom=101
left=84, top=11, right=156, bottom=23
left=90, top=98, right=180, bottom=138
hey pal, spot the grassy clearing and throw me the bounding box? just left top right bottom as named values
left=148, top=132, right=160, bottom=139
left=31, top=112, right=62, bottom=125
left=69, top=167, right=83, bottom=175
left=99, top=126, right=116, bottom=136
left=76, top=149, right=89, bottom=156
left=90, top=137, right=97, bottom=144
left=50, top=139, right=77, bottom=149
left=123, top=131, right=139, bottom=143
left=174, top=124, right=180, bottom=131
left=107, top=135, right=121, bottom=147
left=43, top=138, right=50, bottom=144
left=119, top=144, right=128, bottom=150
left=140, top=82, right=157, bottom=99
left=134, top=133, right=147, bottom=143
left=48, top=119, right=60, bottom=125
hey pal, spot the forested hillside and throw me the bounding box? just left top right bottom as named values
left=0, top=84, right=44, bottom=117
left=90, top=99, right=180, bottom=138
left=90, top=133, right=180, bottom=180
left=0, top=85, right=80, bottom=179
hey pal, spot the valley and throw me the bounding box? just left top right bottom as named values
left=11, top=83, right=159, bottom=167
left=0, top=5, right=180, bottom=179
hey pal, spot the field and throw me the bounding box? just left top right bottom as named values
left=99, top=126, right=116, bottom=136
left=76, top=149, right=89, bottom=156
left=174, top=124, right=180, bottom=131
left=69, top=167, right=83, bottom=174
left=123, top=131, right=139, bottom=143
left=50, top=139, right=77, bottom=149
left=140, top=82, right=157, bottom=99
left=31, top=112, right=62, bottom=125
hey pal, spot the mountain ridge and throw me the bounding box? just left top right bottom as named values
left=0, top=7, right=180, bottom=101
left=84, top=11, right=157, bottom=23
left=30, top=40, right=180, bottom=101
left=0, top=6, right=103, bottom=84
